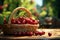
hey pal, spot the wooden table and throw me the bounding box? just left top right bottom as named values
left=0, top=29, right=60, bottom=40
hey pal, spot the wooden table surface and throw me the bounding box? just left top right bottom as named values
left=0, top=29, right=60, bottom=40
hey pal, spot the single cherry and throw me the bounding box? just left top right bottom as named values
left=48, top=32, right=52, bottom=36
left=25, top=18, right=32, bottom=24
left=42, top=31, right=45, bottom=35
left=26, top=32, right=33, bottom=36
left=16, top=20, right=21, bottom=24
left=38, top=31, right=44, bottom=36
left=32, top=20, right=38, bottom=24
left=0, top=6, right=3, bottom=10
left=11, top=18, right=16, bottom=24
left=18, top=32, right=22, bottom=36
left=22, top=19, right=26, bottom=24
left=34, top=31, right=39, bottom=35
left=22, top=32, right=26, bottom=36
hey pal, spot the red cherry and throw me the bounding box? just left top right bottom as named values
left=22, top=20, right=26, bottom=24
left=48, top=32, right=52, bottom=36
left=26, top=32, right=33, bottom=36
left=16, top=20, right=21, bottom=24
left=32, top=20, right=38, bottom=24
left=19, top=32, right=22, bottom=36
left=0, top=6, right=3, bottom=10
left=25, top=18, right=32, bottom=24
left=19, top=17, right=24, bottom=23
left=34, top=31, right=39, bottom=35
left=42, top=31, right=45, bottom=35
left=38, top=31, right=44, bottom=36
left=22, top=32, right=26, bottom=36
left=29, top=20, right=33, bottom=24
left=11, top=18, right=16, bottom=24
left=25, top=18, right=30, bottom=20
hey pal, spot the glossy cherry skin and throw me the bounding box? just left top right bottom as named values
left=48, top=32, right=52, bottom=36
left=26, top=32, right=33, bottom=36
left=11, top=18, right=16, bottom=24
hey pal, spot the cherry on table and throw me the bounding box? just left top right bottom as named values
left=48, top=32, right=52, bottom=36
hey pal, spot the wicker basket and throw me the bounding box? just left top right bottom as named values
left=2, top=7, right=39, bottom=35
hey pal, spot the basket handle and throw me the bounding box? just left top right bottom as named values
left=8, top=7, right=32, bottom=24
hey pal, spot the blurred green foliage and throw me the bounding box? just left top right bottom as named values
left=0, top=0, right=35, bottom=25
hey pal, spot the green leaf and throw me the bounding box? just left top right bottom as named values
left=6, top=15, right=10, bottom=23
left=0, top=14, right=4, bottom=25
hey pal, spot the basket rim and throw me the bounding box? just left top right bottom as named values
left=4, top=24, right=39, bottom=27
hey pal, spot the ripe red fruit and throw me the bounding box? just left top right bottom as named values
left=18, top=17, right=24, bottom=23
left=26, top=32, right=33, bottom=36
left=38, top=31, right=45, bottom=36
left=22, top=32, right=26, bottom=36
left=11, top=18, right=16, bottom=24
left=28, top=20, right=33, bottom=24
left=0, top=6, right=3, bottom=10
left=25, top=18, right=32, bottom=24
left=48, top=32, right=52, bottom=36
left=19, top=32, right=22, bottom=36
left=32, top=20, right=38, bottom=24
left=16, top=20, right=21, bottom=24
left=34, top=31, right=39, bottom=35
left=22, top=20, right=26, bottom=24
left=42, top=31, right=45, bottom=35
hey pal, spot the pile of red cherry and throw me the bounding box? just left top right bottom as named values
left=4, top=17, right=39, bottom=24
left=14, top=31, right=52, bottom=36
left=4, top=17, right=52, bottom=37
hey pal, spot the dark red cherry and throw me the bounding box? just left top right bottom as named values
left=11, top=18, right=16, bottom=24
left=25, top=18, right=31, bottom=24
left=38, top=32, right=43, bottom=36
left=32, top=20, right=38, bottom=24
left=16, top=20, right=21, bottom=24
left=34, top=31, right=39, bottom=35
left=22, top=32, right=26, bottom=36
left=22, top=19, right=26, bottom=24
left=29, top=20, right=33, bottom=24
left=19, top=32, right=22, bottom=36
left=0, top=6, right=3, bottom=10
left=48, top=32, right=52, bottom=36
